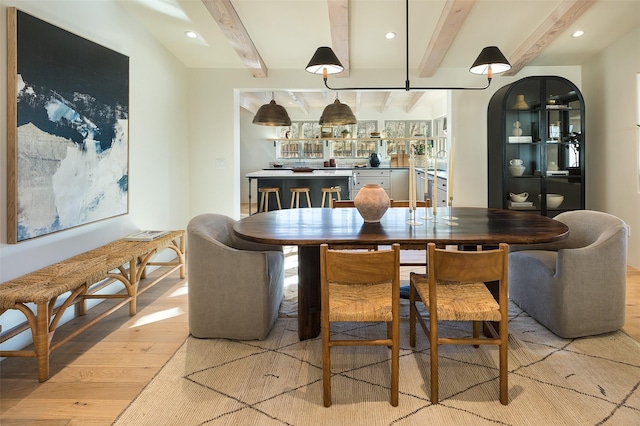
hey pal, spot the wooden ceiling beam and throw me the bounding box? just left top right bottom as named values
left=327, top=0, right=350, bottom=77
left=418, top=0, right=475, bottom=78
left=287, top=92, right=309, bottom=115
left=503, top=0, right=596, bottom=76
left=406, top=92, right=427, bottom=113
left=201, top=0, right=268, bottom=78
left=239, top=93, right=258, bottom=114
left=381, top=92, right=395, bottom=114
left=354, top=92, right=362, bottom=114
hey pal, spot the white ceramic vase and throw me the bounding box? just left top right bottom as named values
left=354, top=184, right=390, bottom=223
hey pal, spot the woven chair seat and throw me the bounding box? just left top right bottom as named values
left=410, top=273, right=501, bottom=322
left=328, top=281, right=393, bottom=322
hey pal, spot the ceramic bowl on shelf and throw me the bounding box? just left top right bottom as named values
left=538, top=193, right=564, bottom=208
left=509, top=192, right=529, bottom=202
left=508, top=164, right=525, bottom=176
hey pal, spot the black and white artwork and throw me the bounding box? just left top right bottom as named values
left=10, top=9, right=129, bottom=242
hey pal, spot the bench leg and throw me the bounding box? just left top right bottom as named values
left=35, top=303, right=51, bottom=382
left=129, top=259, right=138, bottom=315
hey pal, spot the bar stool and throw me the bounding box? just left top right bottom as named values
left=321, top=186, right=342, bottom=208
left=258, top=187, right=282, bottom=212
left=290, top=187, right=312, bottom=208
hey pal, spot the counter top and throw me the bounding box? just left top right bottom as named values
left=416, top=168, right=448, bottom=179
left=263, top=166, right=408, bottom=171
left=245, top=170, right=354, bottom=179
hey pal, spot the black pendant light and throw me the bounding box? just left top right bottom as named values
left=305, top=0, right=511, bottom=91
left=469, top=46, right=511, bottom=79
left=319, top=94, right=357, bottom=126
left=252, top=93, right=291, bottom=126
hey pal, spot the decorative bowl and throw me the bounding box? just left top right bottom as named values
left=538, top=193, right=564, bottom=208
left=509, top=192, right=529, bottom=202
left=508, top=165, right=525, bottom=176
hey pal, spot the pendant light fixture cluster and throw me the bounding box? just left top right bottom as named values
left=255, top=0, right=512, bottom=127
left=305, top=0, right=511, bottom=94
left=252, top=92, right=291, bottom=126
left=319, top=94, right=357, bottom=125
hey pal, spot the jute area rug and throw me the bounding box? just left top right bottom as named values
left=114, top=299, right=640, bottom=425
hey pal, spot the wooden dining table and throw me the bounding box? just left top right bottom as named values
left=234, top=207, right=569, bottom=340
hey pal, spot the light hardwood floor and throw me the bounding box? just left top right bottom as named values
left=1, top=243, right=638, bottom=424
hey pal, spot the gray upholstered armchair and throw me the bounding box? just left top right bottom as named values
left=187, top=213, right=284, bottom=340
left=509, top=210, right=628, bottom=338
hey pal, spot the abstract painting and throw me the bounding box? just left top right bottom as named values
left=6, top=8, right=129, bottom=243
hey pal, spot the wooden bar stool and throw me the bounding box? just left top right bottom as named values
left=290, top=187, right=312, bottom=208
left=321, top=186, right=342, bottom=208
left=258, top=187, right=282, bottom=212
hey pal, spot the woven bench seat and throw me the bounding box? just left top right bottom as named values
left=0, top=230, right=185, bottom=382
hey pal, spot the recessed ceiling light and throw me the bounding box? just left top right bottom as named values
left=385, top=32, right=396, bottom=40
left=185, top=31, right=198, bottom=39
left=571, top=30, right=584, bottom=38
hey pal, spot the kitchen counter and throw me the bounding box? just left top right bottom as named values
left=247, top=169, right=354, bottom=178
left=245, top=170, right=352, bottom=214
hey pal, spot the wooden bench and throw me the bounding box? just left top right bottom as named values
left=0, top=230, right=185, bottom=382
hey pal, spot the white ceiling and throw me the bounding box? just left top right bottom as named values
left=118, top=0, right=640, bottom=114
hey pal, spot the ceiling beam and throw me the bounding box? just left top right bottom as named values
left=201, top=0, right=268, bottom=78
left=381, top=92, right=395, bottom=114
left=418, top=0, right=475, bottom=78
left=354, top=92, right=362, bottom=114
left=288, top=92, right=309, bottom=115
left=406, top=92, right=427, bottom=113
left=503, top=0, right=596, bottom=76
left=239, top=94, right=258, bottom=114
left=327, top=0, right=350, bottom=77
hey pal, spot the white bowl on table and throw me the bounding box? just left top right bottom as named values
left=538, top=193, right=564, bottom=208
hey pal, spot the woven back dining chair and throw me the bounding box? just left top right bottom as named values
left=409, top=242, right=509, bottom=405
left=320, top=243, right=401, bottom=407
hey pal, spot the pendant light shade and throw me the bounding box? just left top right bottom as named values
left=305, top=46, right=344, bottom=75
left=469, top=46, right=512, bottom=78
left=305, top=0, right=511, bottom=91
left=319, top=97, right=357, bottom=126
left=252, top=96, right=291, bottom=126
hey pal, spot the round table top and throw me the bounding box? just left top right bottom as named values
left=234, top=207, right=569, bottom=247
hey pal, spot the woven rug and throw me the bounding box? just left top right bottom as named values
left=114, top=300, right=640, bottom=425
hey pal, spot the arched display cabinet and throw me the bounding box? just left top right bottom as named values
left=487, top=76, right=585, bottom=217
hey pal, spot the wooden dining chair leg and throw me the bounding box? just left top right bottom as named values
left=500, top=335, right=508, bottom=405
left=305, top=191, right=312, bottom=207
left=391, top=320, right=399, bottom=407
left=409, top=283, right=417, bottom=347
left=322, top=284, right=332, bottom=407
left=430, top=311, right=439, bottom=404
left=321, top=192, right=327, bottom=208
left=322, top=337, right=331, bottom=406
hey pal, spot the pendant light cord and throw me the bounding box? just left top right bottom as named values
left=321, top=0, right=492, bottom=92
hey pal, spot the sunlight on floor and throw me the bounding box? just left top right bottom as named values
left=169, top=282, right=189, bottom=297
left=130, top=307, right=185, bottom=328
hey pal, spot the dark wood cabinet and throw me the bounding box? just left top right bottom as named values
left=488, top=76, right=585, bottom=217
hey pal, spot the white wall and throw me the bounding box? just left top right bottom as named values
left=0, top=1, right=190, bottom=344
left=582, top=26, right=640, bottom=269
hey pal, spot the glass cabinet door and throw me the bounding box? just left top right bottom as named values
left=277, top=141, right=300, bottom=159
left=488, top=76, right=585, bottom=217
